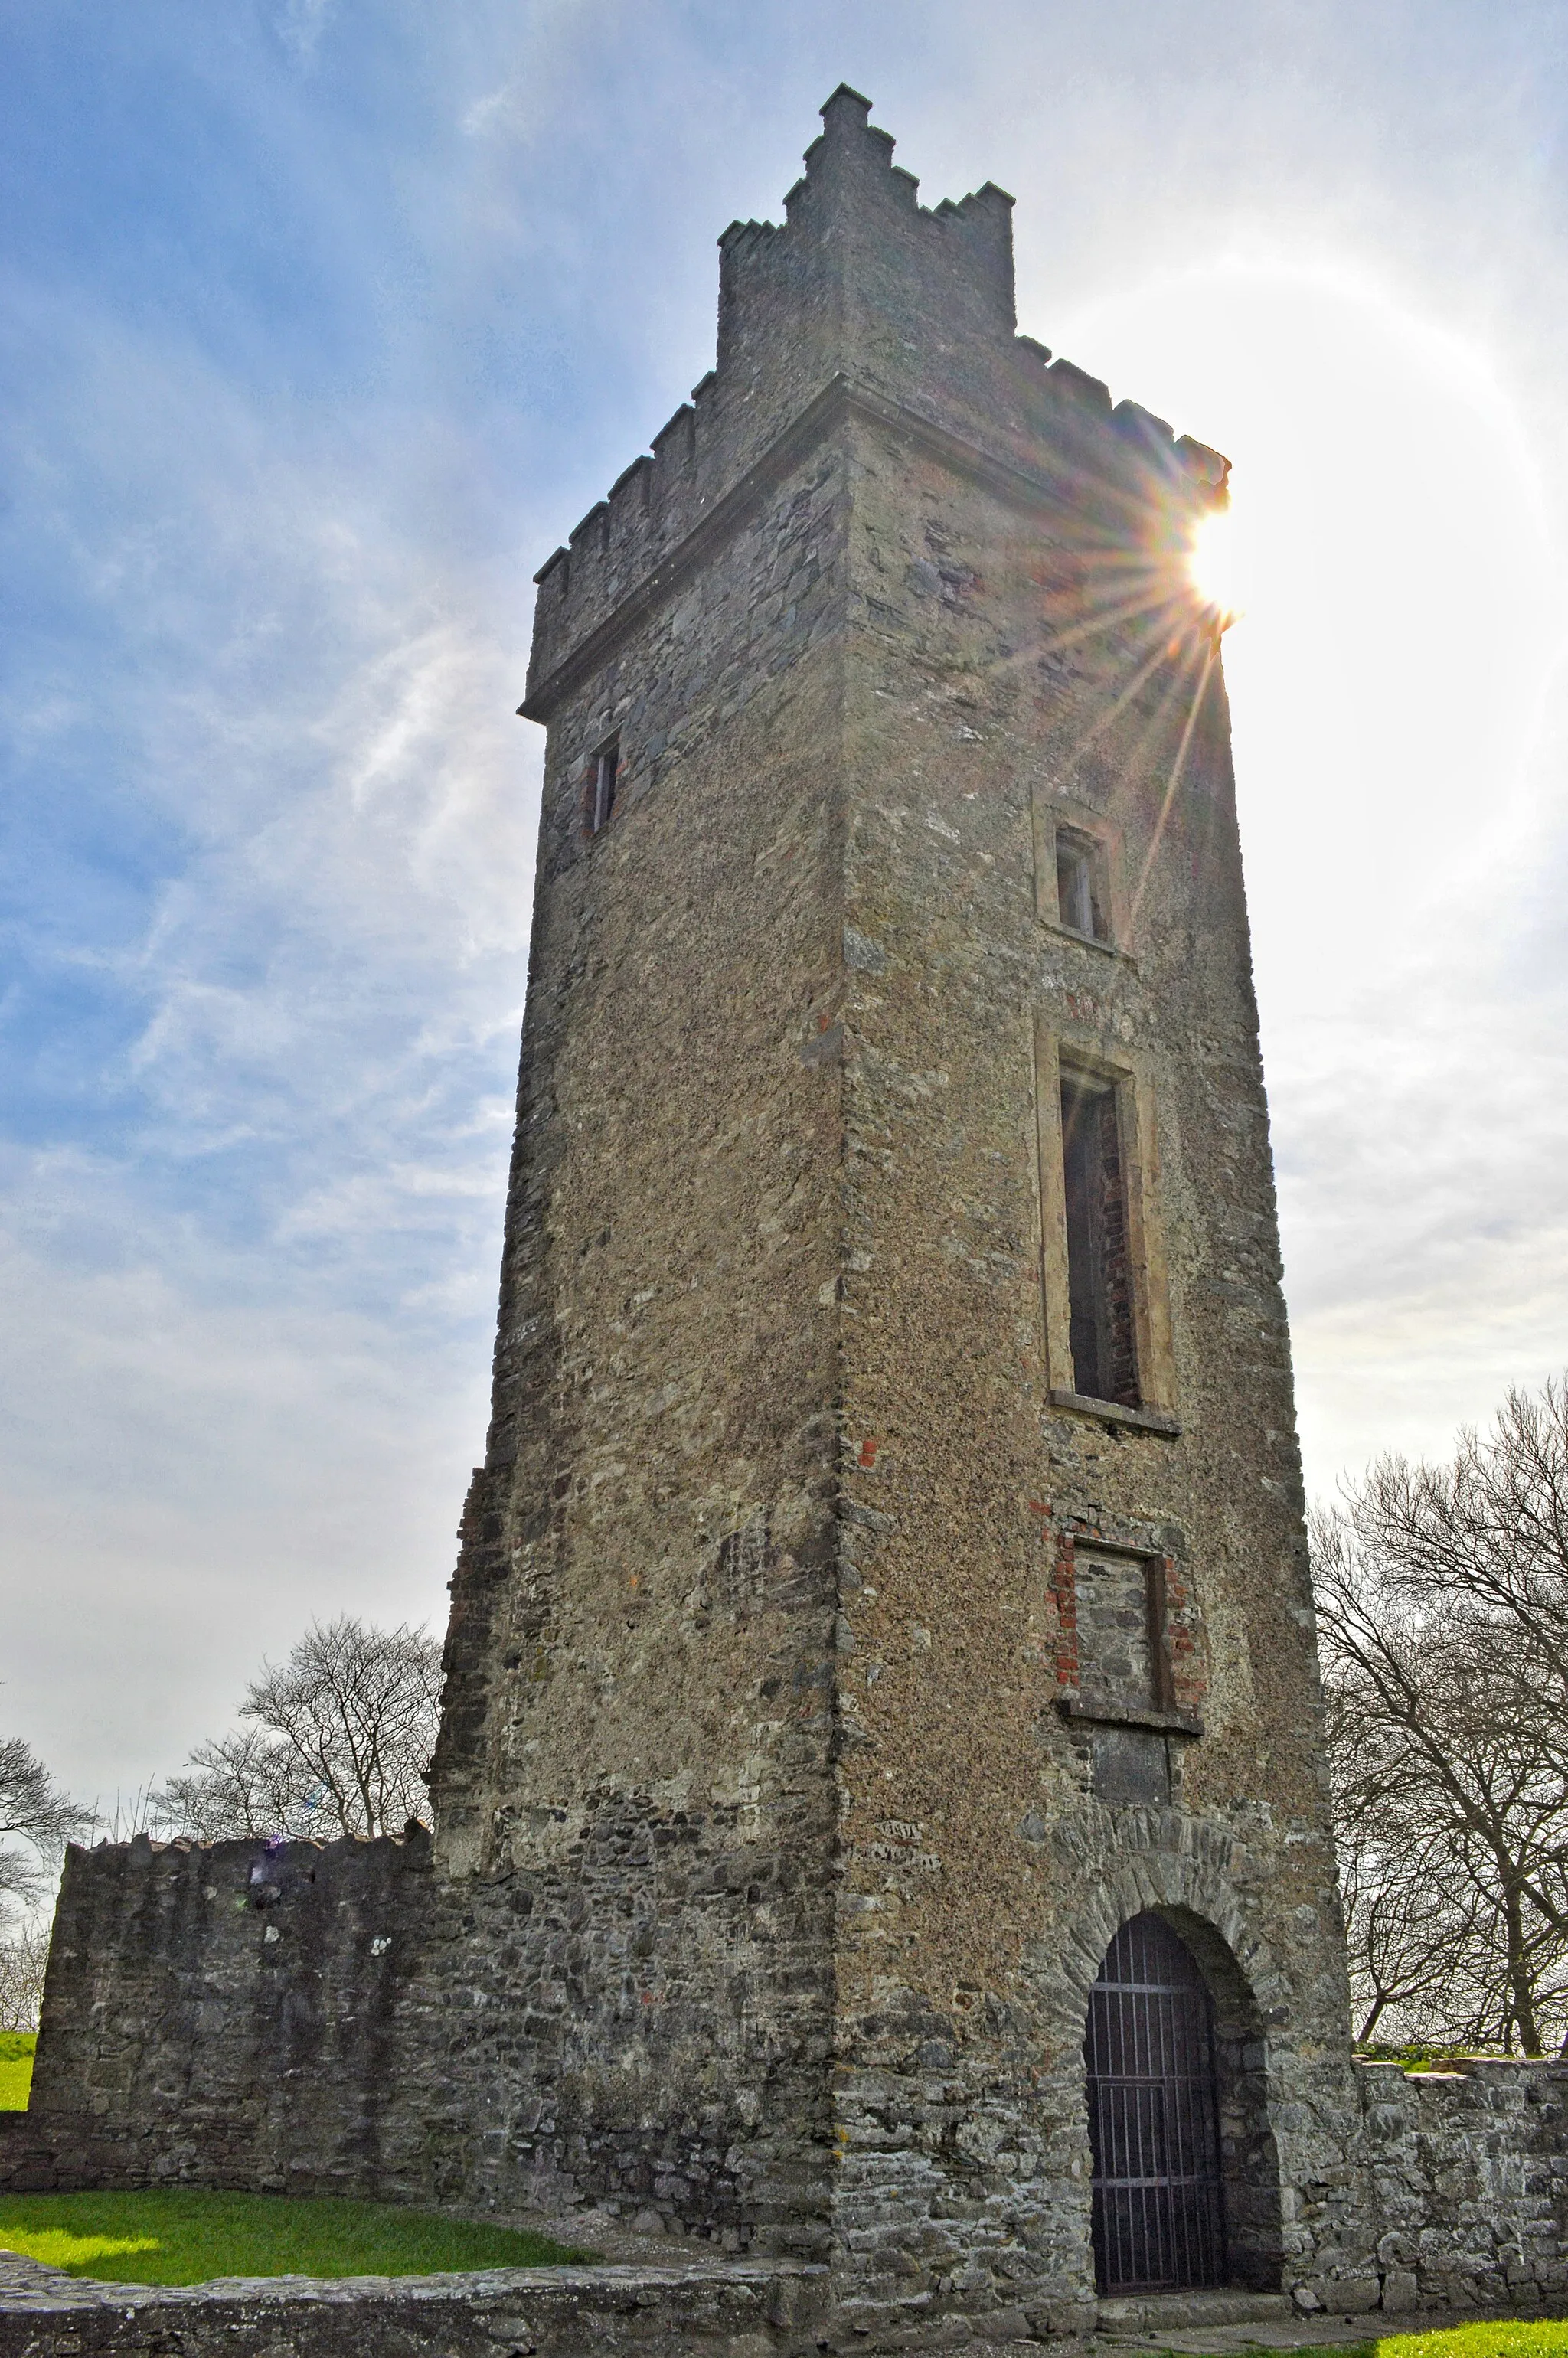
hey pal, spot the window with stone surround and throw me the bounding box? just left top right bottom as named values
left=1060, top=1074, right=1139, bottom=1409
left=586, top=737, right=619, bottom=834
left=1054, top=825, right=1109, bottom=942
left=1033, top=793, right=1121, bottom=949
left=1034, top=1030, right=1178, bottom=1428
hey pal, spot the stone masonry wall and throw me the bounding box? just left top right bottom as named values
left=524, top=86, right=1223, bottom=720
left=2, top=1830, right=433, bottom=2198
left=813, top=367, right=1354, bottom=2333
left=430, top=84, right=1556, bottom=2334
left=421, top=409, right=854, bottom=2247
left=0, top=2258, right=828, bottom=2358
left=1302, top=2060, right=1568, bottom=2319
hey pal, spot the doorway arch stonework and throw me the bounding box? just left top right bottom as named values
left=1012, top=1811, right=1351, bottom=2307
left=828, top=1811, right=1357, bottom=2332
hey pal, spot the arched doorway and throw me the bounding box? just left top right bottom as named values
left=1086, top=1912, right=1226, bottom=2291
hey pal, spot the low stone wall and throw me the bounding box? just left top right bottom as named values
left=0, top=2255, right=825, bottom=2358
left=8, top=1830, right=433, bottom=2198
left=1292, top=2059, right=1568, bottom=2318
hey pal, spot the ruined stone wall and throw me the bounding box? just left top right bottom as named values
left=0, top=2255, right=827, bottom=2358
left=1298, top=2060, right=1568, bottom=2318
left=2, top=1831, right=433, bottom=2198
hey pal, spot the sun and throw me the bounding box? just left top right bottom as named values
left=1188, top=505, right=1243, bottom=624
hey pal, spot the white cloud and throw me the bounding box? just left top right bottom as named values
left=0, top=1169, right=484, bottom=1801
left=2, top=260, right=542, bottom=1800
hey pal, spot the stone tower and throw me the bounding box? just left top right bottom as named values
left=425, top=87, right=1354, bottom=2329
left=18, top=92, right=1568, bottom=2341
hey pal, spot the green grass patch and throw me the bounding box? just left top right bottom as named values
left=1241, top=2330, right=1568, bottom=2358
left=0, top=2190, right=595, bottom=2285
left=1377, top=2333, right=1568, bottom=2358
left=1357, top=2042, right=1513, bottom=2072
left=0, top=2033, right=34, bottom=2111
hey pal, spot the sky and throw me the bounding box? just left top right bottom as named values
left=5, top=0, right=1568, bottom=1817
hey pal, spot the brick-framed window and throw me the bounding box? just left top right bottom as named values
left=1034, top=1028, right=1176, bottom=1425
left=1045, top=1527, right=1205, bottom=1734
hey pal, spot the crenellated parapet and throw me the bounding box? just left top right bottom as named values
left=524, top=85, right=1227, bottom=717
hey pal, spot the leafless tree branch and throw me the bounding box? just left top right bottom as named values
left=1315, top=1378, right=1568, bottom=2054
left=155, top=1618, right=441, bottom=1843
left=0, top=1739, right=88, bottom=1923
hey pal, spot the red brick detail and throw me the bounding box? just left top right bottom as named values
left=1047, top=1535, right=1080, bottom=1692
left=1161, top=1556, right=1208, bottom=1717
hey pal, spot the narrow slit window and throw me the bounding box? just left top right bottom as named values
left=589, top=740, right=619, bottom=834
left=1055, top=828, right=1108, bottom=942
left=1060, top=1077, right=1140, bottom=1407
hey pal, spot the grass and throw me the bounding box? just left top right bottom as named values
left=1218, top=2332, right=1568, bottom=2358
left=1356, top=2043, right=1514, bottom=2073
left=0, top=2190, right=595, bottom=2285
left=0, top=2033, right=34, bottom=2111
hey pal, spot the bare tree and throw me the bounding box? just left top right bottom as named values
left=0, top=1926, right=50, bottom=2033
left=1315, top=1380, right=1568, bottom=2054
left=157, top=1731, right=318, bottom=1843
left=1325, top=1674, right=1475, bottom=2042
left=0, top=1739, right=87, bottom=1924
left=156, top=1618, right=441, bottom=1843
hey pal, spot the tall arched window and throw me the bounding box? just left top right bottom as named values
left=1085, top=1912, right=1226, bottom=2291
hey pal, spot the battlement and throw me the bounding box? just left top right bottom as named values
left=524, top=88, right=1227, bottom=715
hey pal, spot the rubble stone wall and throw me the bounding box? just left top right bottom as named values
left=2, top=1830, right=433, bottom=2198
left=8, top=1853, right=1568, bottom=2336
left=420, top=402, right=856, bottom=2247
left=1303, top=2059, right=1568, bottom=2320
left=0, top=2256, right=826, bottom=2358
left=809, top=353, right=1351, bottom=2329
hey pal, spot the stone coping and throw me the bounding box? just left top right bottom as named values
left=0, top=2249, right=822, bottom=2309
left=0, top=2251, right=828, bottom=2355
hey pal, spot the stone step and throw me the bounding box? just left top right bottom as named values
left=1099, top=2291, right=1295, bottom=2334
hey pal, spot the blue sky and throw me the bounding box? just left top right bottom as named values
left=6, top=0, right=1568, bottom=1811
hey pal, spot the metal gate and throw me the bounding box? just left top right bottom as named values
left=1086, top=1911, right=1226, bottom=2291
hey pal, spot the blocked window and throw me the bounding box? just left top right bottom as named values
left=1076, top=1552, right=1154, bottom=1710
left=1053, top=1539, right=1196, bottom=1798
left=1054, top=826, right=1109, bottom=941
left=1073, top=1550, right=1161, bottom=1714
left=587, top=738, right=619, bottom=834
left=1060, top=1077, right=1140, bottom=1408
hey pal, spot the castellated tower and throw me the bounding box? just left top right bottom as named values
left=22, top=90, right=1568, bottom=2339
left=425, top=87, right=1354, bottom=2327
